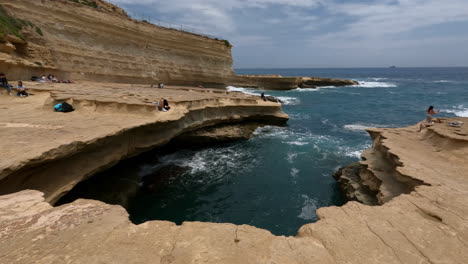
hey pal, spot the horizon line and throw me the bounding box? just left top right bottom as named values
left=234, top=66, right=468, bottom=70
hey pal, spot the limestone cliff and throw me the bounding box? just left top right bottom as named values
left=0, top=0, right=358, bottom=90
left=0, top=0, right=234, bottom=86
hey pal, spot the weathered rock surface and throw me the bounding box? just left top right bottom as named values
left=0, top=82, right=288, bottom=204
left=0, top=0, right=234, bottom=87
left=0, top=0, right=358, bottom=90
left=172, top=122, right=265, bottom=146
left=1, top=118, right=468, bottom=263
left=333, top=162, right=380, bottom=205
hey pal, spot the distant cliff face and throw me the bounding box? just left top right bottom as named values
left=0, top=0, right=234, bottom=86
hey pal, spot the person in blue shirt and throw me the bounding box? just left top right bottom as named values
left=0, top=73, right=12, bottom=96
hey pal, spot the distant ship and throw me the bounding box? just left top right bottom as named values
left=389, top=66, right=396, bottom=68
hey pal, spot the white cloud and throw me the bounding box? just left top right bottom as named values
left=108, top=0, right=468, bottom=67
left=110, top=0, right=325, bottom=34
left=330, top=0, right=468, bottom=37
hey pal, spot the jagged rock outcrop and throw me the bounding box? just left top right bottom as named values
left=0, top=82, right=288, bottom=204
left=333, top=162, right=380, bottom=205
left=335, top=118, right=468, bottom=205
left=171, top=122, right=265, bottom=146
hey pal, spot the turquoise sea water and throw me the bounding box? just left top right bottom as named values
left=59, top=67, right=468, bottom=236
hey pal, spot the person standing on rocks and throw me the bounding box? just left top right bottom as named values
left=0, top=73, right=12, bottom=96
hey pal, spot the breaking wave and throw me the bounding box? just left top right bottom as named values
left=344, top=123, right=395, bottom=132
left=226, top=86, right=259, bottom=95
left=444, top=105, right=468, bottom=117
left=276, top=96, right=300, bottom=105
left=353, top=81, right=397, bottom=88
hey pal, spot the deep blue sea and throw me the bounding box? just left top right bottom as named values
left=59, top=67, right=468, bottom=236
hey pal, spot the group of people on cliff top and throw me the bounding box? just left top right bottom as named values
left=34, top=74, right=73, bottom=84
left=0, top=73, right=28, bottom=97
left=0, top=72, right=77, bottom=97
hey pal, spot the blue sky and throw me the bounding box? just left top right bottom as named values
left=110, top=0, right=468, bottom=68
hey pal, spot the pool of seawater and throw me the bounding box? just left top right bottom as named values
left=57, top=67, right=468, bottom=236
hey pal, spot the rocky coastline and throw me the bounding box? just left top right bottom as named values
left=0, top=82, right=288, bottom=204
left=2, top=118, right=468, bottom=263
left=1, top=0, right=467, bottom=263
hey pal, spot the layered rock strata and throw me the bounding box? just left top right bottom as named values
left=0, top=0, right=357, bottom=90
left=2, top=117, right=468, bottom=263
left=0, top=0, right=234, bottom=86
left=0, top=82, right=288, bottom=204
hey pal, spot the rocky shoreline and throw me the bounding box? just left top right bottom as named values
left=1, top=113, right=467, bottom=263
left=0, top=82, right=288, bottom=204
left=1, top=0, right=467, bottom=263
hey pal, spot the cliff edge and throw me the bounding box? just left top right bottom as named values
left=0, top=0, right=358, bottom=90
left=0, top=82, right=288, bottom=204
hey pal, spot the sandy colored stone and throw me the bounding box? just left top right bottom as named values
left=0, top=0, right=357, bottom=90
left=0, top=82, right=287, bottom=203
left=1, top=114, right=468, bottom=263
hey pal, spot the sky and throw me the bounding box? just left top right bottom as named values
left=109, top=0, right=468, bottom=68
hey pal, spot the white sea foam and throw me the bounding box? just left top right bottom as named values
left=286, top=152, right=298, bottom=164
left=444, top=105, right=468, bottom=117
left=294, top=87, right=320, bottom=92
left=371, top=78, right=388, bottom=81
left=254, top=126, right=372, bottom=160
left=152, top=145, right=257, bottom=181
left=293, top=81, right=396, bottom=89
left=226, top=86, right=259, bottom=95
left=321, top=119, right=338, bottom=129
left=343, top=124, right=374, bottom=131
left=345, top=150, right=363, bottom=158
left=290, top=168, right=300, bottom=178
left=298, top=195, right=318, bottom=221
left=285, top=141, right=309, bottom=146
left=353, top=81, right=397, bottom=88
left=338, top=144, right=371, bottom=159
left=277, top=96, right=300, bottom=105
left=434, top=80, right=457, bottom=83
left=344, top=123, right=395, bottom=132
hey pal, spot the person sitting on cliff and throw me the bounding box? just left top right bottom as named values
left=39, top=75, right=47, bottom=83
left=152, top=98, right=170, bottom=111
left=158, top=83, right=165, bottom=89
left=418, top=105, right=441, bottom=132
left=162, top=98, right=170, bottom=111
left=0, top=73, right=13, bottom=96
left=16, top=81, right=28, bottom=97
